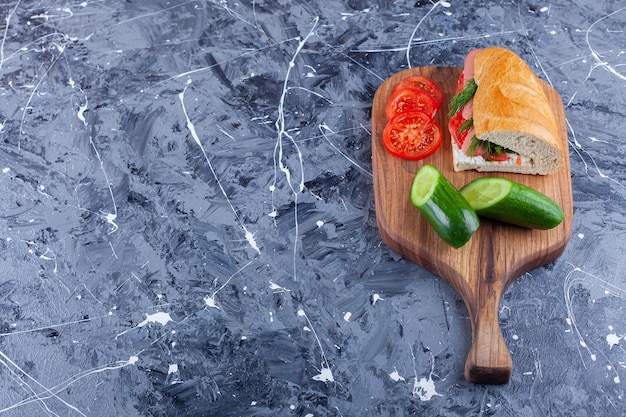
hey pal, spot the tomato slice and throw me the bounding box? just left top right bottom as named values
left=383, top=111, right=443, bottom=160
left=455, top=73, right=465, bottom=94
left=395, top=75, right=445, bottom=108
left=448, top=111, right=469, bottom=149
left=484, top=152, right=511, bottom=162
left=386, top=88, right=438, bottom=120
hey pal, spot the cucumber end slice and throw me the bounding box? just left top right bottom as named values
left=410, top=164, right=439, bottom=207
left=460, top=177, right=564, bottom=230
left=460, top=178, right=512, bottom=210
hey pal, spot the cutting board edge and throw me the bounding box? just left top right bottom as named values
left=376, top=208, right=572, bottom=293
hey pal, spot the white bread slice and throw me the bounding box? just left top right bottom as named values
left=453, top=47, right=563, bottom=175
left=452, top=140, right=533, bottom=173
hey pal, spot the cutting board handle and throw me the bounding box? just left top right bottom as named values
left=463, top=281, right=512, bottom=384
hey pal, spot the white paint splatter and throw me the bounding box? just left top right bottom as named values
left=318, top=124, right=373, bottom=178
left=244, top=229, right=260, bottom=254
left=115, top=312, right=173, bottom=339
left=104, top=212, right=118, bottom=234
left=371, top=294, right=383, bottom=305
left=413, top=375, right=440, bottom=401
left=564, top=267, right=598, bottom=363
left=606, top=331, right=622, bottom=349
left=269, top=18, right=322, bottom=281
left=179, top=88, right=260, bottom=255
left=564, top=267, right=626, bottom=385
left=77, top=100, right=88, bottom=126
left=564, top=265, right=626, bottom=384
left=585, top=6, right=626, bottom=81
left=269, top=280, right=290, bottom=293
left=312, top=367, right=334, bottom=382
left=0, top=349, right=142, bottom=416
left=406, top=1, right=449, bottom=68
left=410, top=349, right=441, bottom=401
left=139, top=312, right=173, bottom=327
left=298, top=308, right=334, bottom=383
left=204, top=261, right=253, bottom=310
left=168, top=364, right=178, bottom=374
left=77, top=97, right=119, bottom=235
left=389, top=367, right=406, bottom=382
left=167, top=362, right=182, bottom=384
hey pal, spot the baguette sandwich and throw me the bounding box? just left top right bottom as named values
left=448, top=46, right=563, bottom=175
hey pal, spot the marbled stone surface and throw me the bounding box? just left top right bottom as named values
left=0, top=1, right=624, bottom=416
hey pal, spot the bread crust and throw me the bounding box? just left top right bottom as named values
left=471, top=47, right=563, bottom=174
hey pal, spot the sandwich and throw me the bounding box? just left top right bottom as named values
left=448, top=46, right=563, bottom=175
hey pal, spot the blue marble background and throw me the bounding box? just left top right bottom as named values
left=0, top=1, right=624, bottom=416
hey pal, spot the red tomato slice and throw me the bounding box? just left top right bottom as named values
left=448, top=111, right=468, bottom=149
left=386, top=88, right=438, bottom=120
left=484, top=152, right=511, bottom=162
left=395, top=75, right=444, bottom=108
left=455, top=73, right=465, bottom=94
left=383, top=111, right=442, bottom=160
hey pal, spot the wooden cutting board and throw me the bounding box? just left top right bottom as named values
left=372, top=67, right=573, bottom=384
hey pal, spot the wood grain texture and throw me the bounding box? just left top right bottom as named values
left=371, top=67, right=573, bottom=385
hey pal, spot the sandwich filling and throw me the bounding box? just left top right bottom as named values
left=448, top=49, right=522, bottom=165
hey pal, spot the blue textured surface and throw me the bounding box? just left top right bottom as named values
left=0, top=1, right=625, bottom=415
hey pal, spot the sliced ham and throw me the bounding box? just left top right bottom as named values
left=463, top=48, right=480, bottom=86
left=459, top=49, right=480, bottom=155
left=461, top=99, right=473, bottom=120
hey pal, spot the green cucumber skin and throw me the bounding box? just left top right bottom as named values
left=463, top=181, right=564, bottom=230
left=412, top=171, right=480, bottom=248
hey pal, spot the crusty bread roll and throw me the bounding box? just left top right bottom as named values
left=454, top=47, right=564, bottom=175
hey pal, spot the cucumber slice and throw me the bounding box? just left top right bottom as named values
left=460, top=177, right=564, bottom=229
left=410, top=165, right=480, bottom=248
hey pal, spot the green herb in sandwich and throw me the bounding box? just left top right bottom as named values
left=459, top=117, right=473, bottom=134
left=466, top=136, right=508, bottom=158
left=448, top=78, right=477, bottom=118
